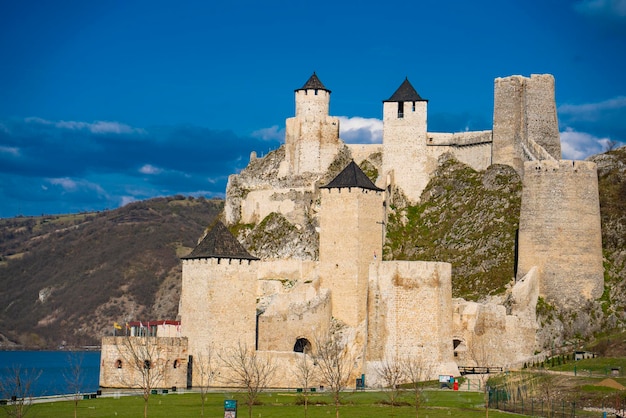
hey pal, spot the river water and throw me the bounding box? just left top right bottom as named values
left=0, top=350, right=100, bottom=397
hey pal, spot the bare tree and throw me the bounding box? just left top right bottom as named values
left=402, top=356, right=431, bottom=418
left=375, top=355, right=405, bottom=415
left=194, top=346, right=218, bottom=417
left=114, top=335, right=166, bottom=418
left=0, top=365, right=41, bottom=418
left=294, top=353, right=318, bottom=418
left=219, top=342, right=276, bottom=418
left=313, top=333, right=354, bottom=418
left=468, top=340, right=497, bottom=418
left=63, top=351, right=85, bottom=418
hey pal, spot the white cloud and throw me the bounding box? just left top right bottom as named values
left=46, top=177, right=106, bottom=195
left=139, top=164, right=163, bottom=175
left=338, top=116, right=383, bottom=144
left=559, top=96, right=626, bottom=121
left=575, top=0, right=626, bottom=18
left=48, top=177, right=78, bottom=191
left=252, top=125, right=285, bottom=142
left=560, top=127, right=613, bottom=159
left=26, top=117, right=145, bottom=135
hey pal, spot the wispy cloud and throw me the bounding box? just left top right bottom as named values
left=574, top=0, right=626, bottom=19
left=338, top=116, right=383, bottom=144
left=25, top=117, right=146, bottom=135
left=0, top=145, right=19, bottom=156
left=0, top=117, right=281, bottom=217
left=559, top=96, right=626, bottom=121
left=139, top=164, right=163, bottom=175
left=252, top=125, right=285, bottom=142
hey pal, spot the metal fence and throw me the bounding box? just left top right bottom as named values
left=489, top=389, right=626, bottom=418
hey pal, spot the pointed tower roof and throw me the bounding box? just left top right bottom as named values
left=320, top=161, right=383, bottom=191
left=296, top=72, right=331, bottom=93
left=182, top=221, right=259, bottom=261
left=384, top=77, right=427, bottom=102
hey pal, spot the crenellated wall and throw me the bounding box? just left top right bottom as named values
left=517, top=160, right=603, bottom=308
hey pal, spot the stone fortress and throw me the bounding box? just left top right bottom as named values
left=100, top=73, right=604, bottom=389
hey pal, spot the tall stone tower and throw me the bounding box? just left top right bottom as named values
left=492, top=74, right=561, bottom=176
left=517, top=160, right=603, bottom=309
left=319, top=161, right=384, bottom=327
left=381, top=78, right=430, bottom=202
left=282, top=73, right=341, bottom=176
left=179, top=221, right=259, bottom=383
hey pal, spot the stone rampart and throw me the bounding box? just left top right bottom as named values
left=99, top=336, right=188, bottom=389
left=452, top=267, right=539, bottom=368
left=517, top=160, right=603, bottom=309
left=366, top=261, right=459, bottom=384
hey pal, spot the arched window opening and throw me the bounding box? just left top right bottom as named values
left=294, top=337, right=312, bottom=354
left=173, top=359, right=179, bottom=369
left=115, top=359, right=123, bottom=369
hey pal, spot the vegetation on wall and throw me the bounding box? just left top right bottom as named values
left=385, top=156, right=522, bottom=300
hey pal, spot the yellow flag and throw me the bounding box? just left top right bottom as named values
left=114, top=322, right=122, bottom=330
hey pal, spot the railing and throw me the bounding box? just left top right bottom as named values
left=458, top=366, right=504, bottom=375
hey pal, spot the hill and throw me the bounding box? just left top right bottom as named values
left=0, top=196, right=222, bottom=349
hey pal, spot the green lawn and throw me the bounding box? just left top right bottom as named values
left=1, top=390, right=520, bottom=418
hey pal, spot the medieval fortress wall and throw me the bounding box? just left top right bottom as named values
left=518, top=160, right=604, bottom=309
left=101, top=72, right=605, bottom=390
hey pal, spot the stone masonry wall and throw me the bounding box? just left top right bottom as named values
left=492, top=74, right=561, bottom=176
left=319, top=187, right=384, bottom=327
left=100, top=336, right=188, bottom=389
left=517, top=160, right=603, bottom=309
left=366, top=261, right=459, bottom=385
left=179, top=258, right=257, bottom=380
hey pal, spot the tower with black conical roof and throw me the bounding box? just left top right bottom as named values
left=281, top=72, right=341, bottom=176
left=318, top=161, right=384, bottom=328
left=179, top=221, right=258, bottom=383
left=381, top=77, right=430, bottom=203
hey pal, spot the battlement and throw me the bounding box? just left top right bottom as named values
left=427, top=130, right=492, bottom=147
left=526, top=159, right=597, bottom=174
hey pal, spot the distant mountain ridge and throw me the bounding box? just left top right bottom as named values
left=0, top=196, right=222, bottom=349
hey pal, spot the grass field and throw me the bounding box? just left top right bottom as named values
left=1, top=389, right=520, bottom=418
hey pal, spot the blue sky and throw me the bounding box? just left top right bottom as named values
left=1, top=0, right=625, bottom=217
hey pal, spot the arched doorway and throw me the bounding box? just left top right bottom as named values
left=293, top=337, right=312, bottom=354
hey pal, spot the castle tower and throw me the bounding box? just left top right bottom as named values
left=179, top=221, right=259, bottom=383
left=381, top=78, right=430, bottom=202
left=492, top=74, right=561, bottom=176
left=517, top=160, right=603, bottom=309
left=319, top=161, right=384, bottom=327
left=282, top=73, right=341, bottom=176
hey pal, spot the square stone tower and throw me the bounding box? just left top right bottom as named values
left=319, top=161, right=384, bottom=327
left=381, top=78, right=430, bottom=202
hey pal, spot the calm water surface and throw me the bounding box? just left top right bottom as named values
left=0, top=350, right=100, bottom=397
